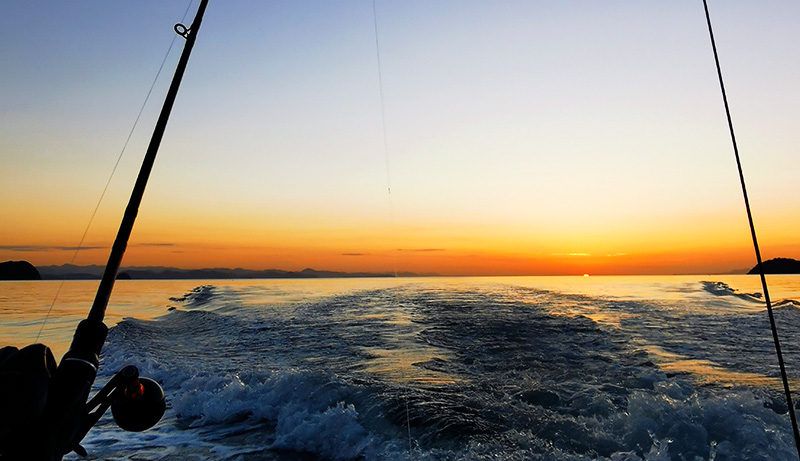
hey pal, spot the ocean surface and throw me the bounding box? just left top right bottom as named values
left=2, top=275, right=800, bottom=460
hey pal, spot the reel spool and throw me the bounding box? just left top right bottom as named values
left=86, top=365, right=166, bottom=433
left=111, top=368, right=166, bottom=432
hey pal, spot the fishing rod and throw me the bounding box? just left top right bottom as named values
left=0, top=1, right=209, bottom=459
left=701, top=1, right=800, bottom=458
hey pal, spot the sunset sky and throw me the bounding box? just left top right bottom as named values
left=1, top=1, right=798, bottom=276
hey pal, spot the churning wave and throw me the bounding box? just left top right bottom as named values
left=168, top=285, right=217, bottom=307
left=77, top=282, right=800, bottom=460
left=700, top=281, right=762, bottom=302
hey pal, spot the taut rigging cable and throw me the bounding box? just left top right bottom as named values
left=701, top=1, right=800, bottom=457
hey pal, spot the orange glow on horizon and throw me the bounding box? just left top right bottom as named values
left=2, top=233, right=789, bottom=277
left=3, top=185, right=798, bottom=276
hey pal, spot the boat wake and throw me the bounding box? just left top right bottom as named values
left=75, top=282, right=800, bottom=460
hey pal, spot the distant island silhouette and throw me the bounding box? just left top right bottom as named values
left=748, top=258, right=800, bottom=275
left=4, top=259, right=800, bottom=280
left=0, top=261, right=414, bottom=280
left=0, top=260, right=41, bottom=280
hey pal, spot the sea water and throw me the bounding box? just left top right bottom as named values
left=2, top=275, right=800, bottom=460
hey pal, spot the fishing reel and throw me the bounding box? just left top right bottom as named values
left=66, top=361, right=166, bottom=456
left=0, top=337, right=165, bottom=459
left=88, top=365, right=166, bottom=433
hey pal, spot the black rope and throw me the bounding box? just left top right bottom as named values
left=702, top=1, right=800, bottom=457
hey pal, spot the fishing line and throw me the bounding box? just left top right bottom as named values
left=702, top=1, right=800, bottom=456
left=373, top=0, right=411, bottom=452
left=372, top=0, right=398, bottom=278
left=401, top=370, right=413, bottom=453
left=35, top=0, right=196, bottom=342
